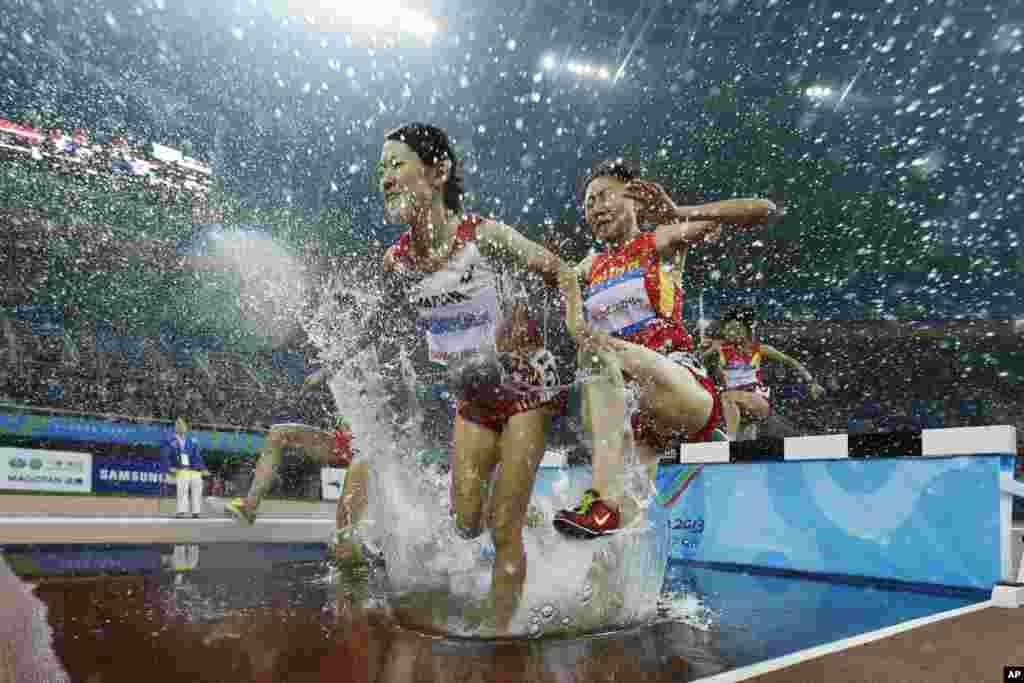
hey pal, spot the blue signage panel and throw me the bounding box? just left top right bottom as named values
left=655, top=456, right=1001, bottom=590
left=92, top=456, right=169, bottom=495
left=2, top=547, right=163, bottom=575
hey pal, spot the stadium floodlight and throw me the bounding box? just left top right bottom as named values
left=562, top=59, right=615, bottom=81
left=347, top=3, right=437, bottom=37
left=805, top=85, right=834, bottom=99
left=541, top=54, right=558, bottom=70
left=287, top=0, right=439, bottom=39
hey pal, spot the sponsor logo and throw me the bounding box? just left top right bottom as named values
left=668, top=517, right=705, bottom=533
left=588, top=297, right=647, bottom=321
left=42, top=458, right=85, bottom=472
left=7, top=474, right=84, bottom=486
left=98, top=469, right=163, bottom=483
left=415, top=291, right=472, bottom=308
left=675, top=537, right=700, bottom=550
left=29, top=458, right=43, bottom=470
left=594, top=511, right=613, bottom=527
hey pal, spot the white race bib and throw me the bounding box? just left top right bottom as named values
left=584, top=269, right=657, bottom=337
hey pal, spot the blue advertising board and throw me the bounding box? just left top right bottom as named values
left=1, top=546, right=163, bottom=575
left=655, top=456, right=1002, bottom=590
left=92, top=456, right=170, bottom=495
left=0, top=413, right=264, bottom=454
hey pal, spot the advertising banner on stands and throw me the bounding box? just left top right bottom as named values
left=1, top=547, right=163, bottom=576
left=0, top=447, right=92, bottom=493
left=0, top=413, right=264, bottom=454
left=93, top=456, right=173, bottom=496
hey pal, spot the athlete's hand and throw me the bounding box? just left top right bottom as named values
left=809, top=382, right=826, bottom=400
left=624, top=180, right=679, bottom=225
left=699, top=337, right=722, bottom=352
left=575, top=322, right=618, bottom=356
left=702, top=223, right=723, bottom=243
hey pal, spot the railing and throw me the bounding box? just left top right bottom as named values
left=996, top=459, right=1024, bottom=606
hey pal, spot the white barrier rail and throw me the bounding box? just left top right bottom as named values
left=995, top=447, right=1024, bottom=607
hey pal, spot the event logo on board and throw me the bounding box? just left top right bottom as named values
left=0, top=447, right=92, bottom=493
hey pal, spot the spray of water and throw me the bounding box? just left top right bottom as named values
left=302, top=270, right=675, bottom=638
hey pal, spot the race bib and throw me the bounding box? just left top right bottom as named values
left=529, top=349, right=560, bottom=401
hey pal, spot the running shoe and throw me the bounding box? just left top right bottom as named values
left=224, top=497, right=256, bottom=526
left=553, top=489, right=620, bottom=539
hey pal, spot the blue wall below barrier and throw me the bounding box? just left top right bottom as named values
left=653, top=456, right=1002, bottom=590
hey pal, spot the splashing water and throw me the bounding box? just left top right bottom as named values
left=305, top=280, right=673, bottom=638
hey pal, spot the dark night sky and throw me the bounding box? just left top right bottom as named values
left=1, top=0, right=1022, bottom=273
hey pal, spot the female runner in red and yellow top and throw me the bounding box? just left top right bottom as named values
left=702, top=307, right=826, bottom=440
left=554, top=160, right=778, bottom=538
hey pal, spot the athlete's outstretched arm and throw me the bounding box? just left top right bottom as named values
left=761, top=344, right=826, bottom=398
left=623, top=179, right=778, bottom=227
left=674, top=199, right=778, bottom=225
left=653, top=220, right=722, bottom=258
left=475, top=220, right=588, bottom=341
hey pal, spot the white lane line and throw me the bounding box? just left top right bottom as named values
left=693, top=599, right=993, bottom=682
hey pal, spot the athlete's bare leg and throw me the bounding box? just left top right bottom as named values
left=450, top=415, right=501, bottom=539
left=582, top=337, right=712, bottom=519
left=579, top=349, right=629, bottom=511
left=236, top=424, right=337, bottom=518
left=720, top=392, right=742, bottom=440
left=489, top=409, right=547, bottom=635
left=606, top=338, right=713, bottom=437
left=719, top=390, right=770, bottom=440
left=334, top=461, right=372, bottom=565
